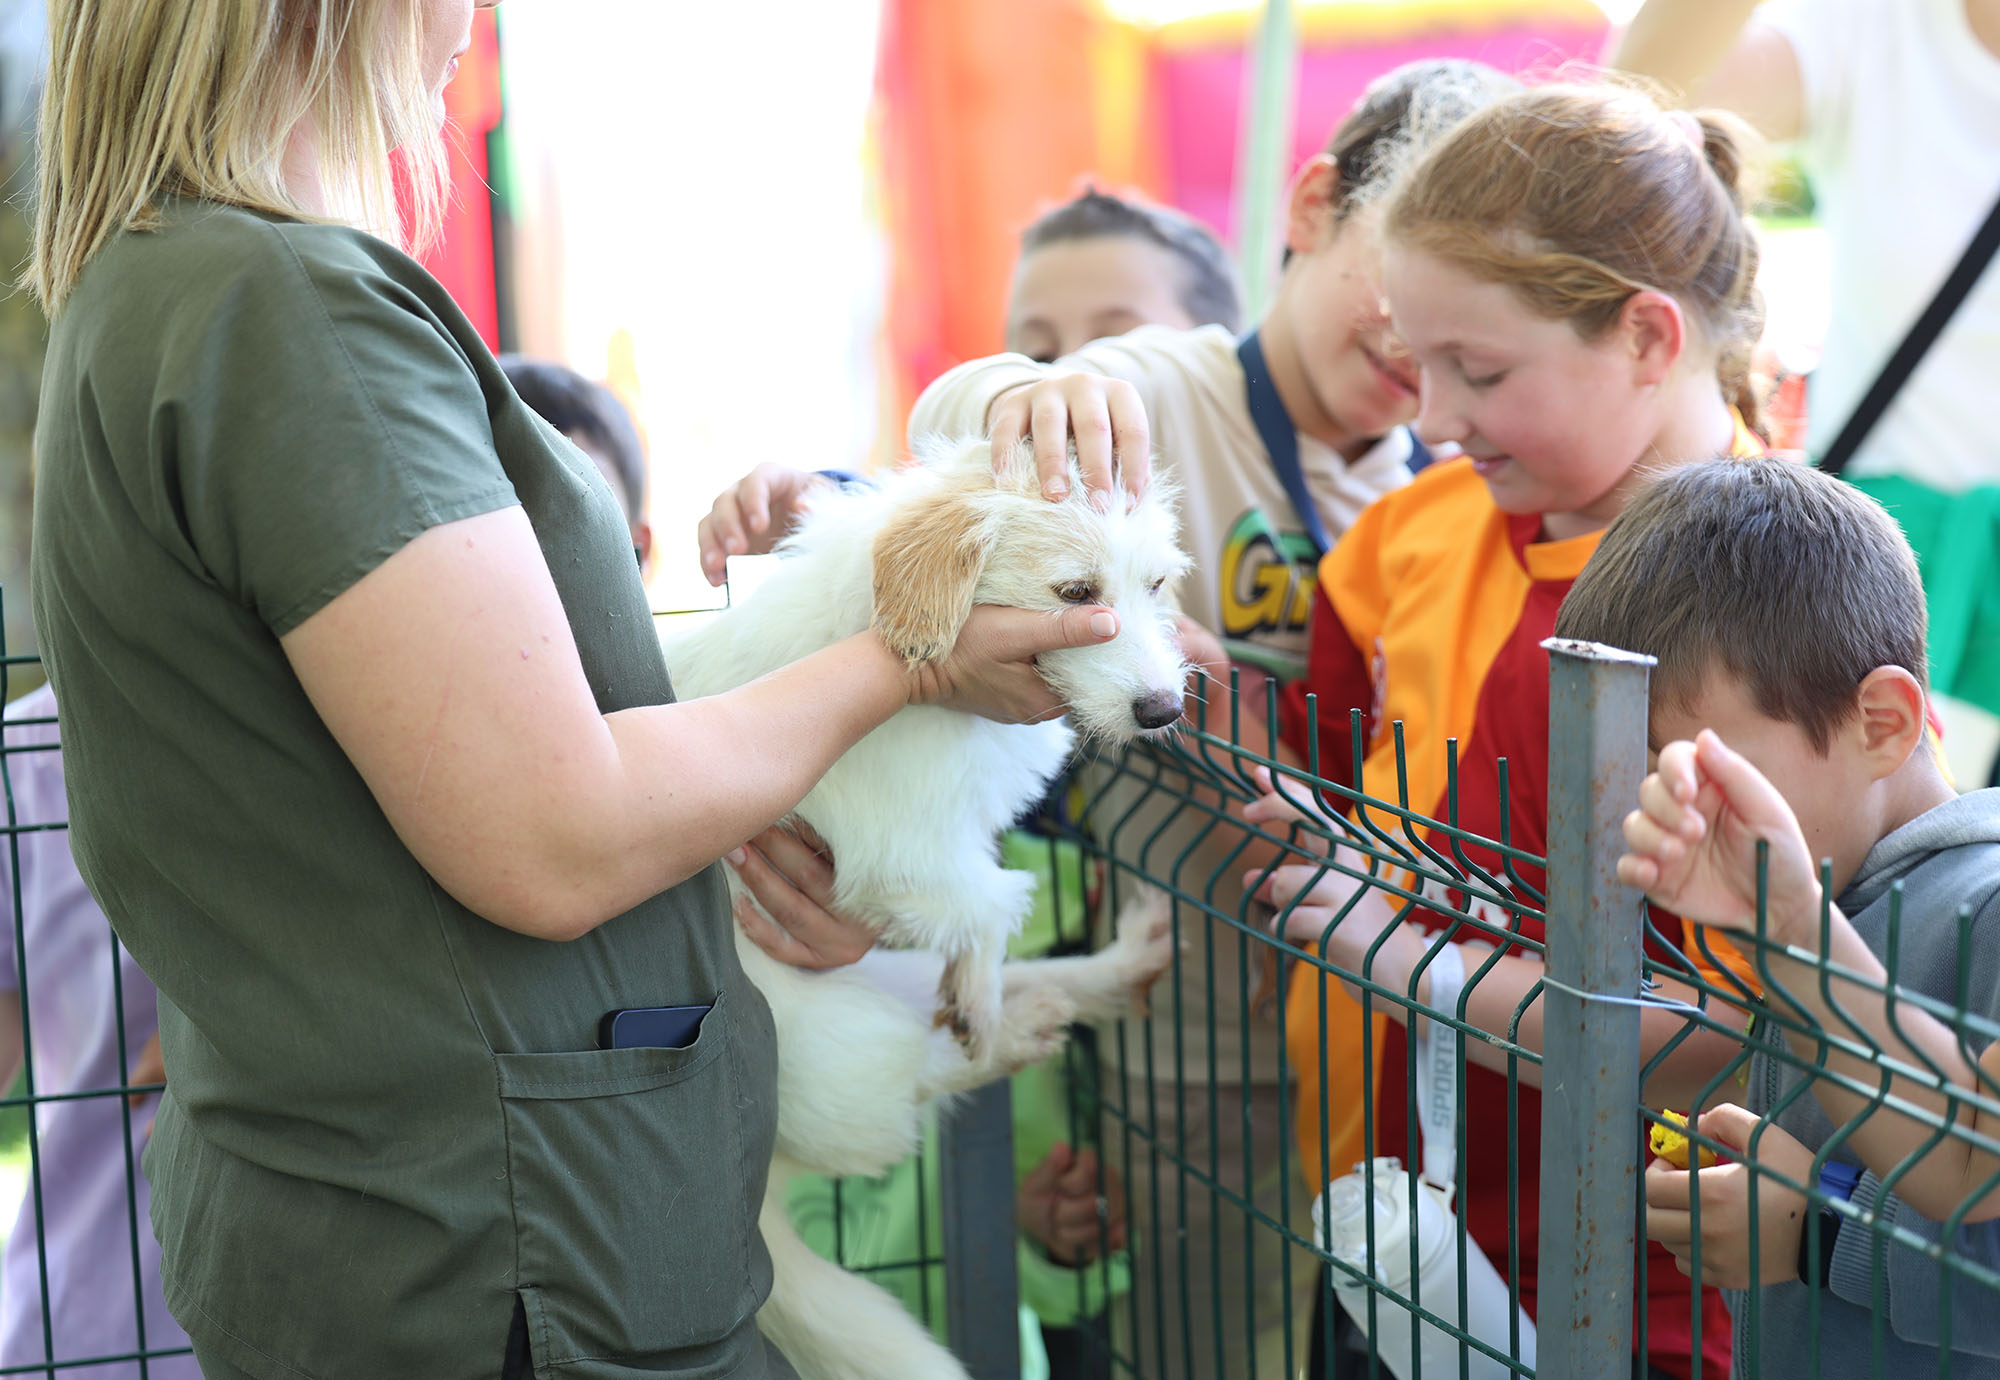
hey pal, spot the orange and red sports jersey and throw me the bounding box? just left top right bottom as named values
left=1274, top=432, right=1764, bottom=1380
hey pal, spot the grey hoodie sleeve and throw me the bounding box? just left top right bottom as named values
left=1826, top=1170, right=2000, bottom=1355
left=1821, top=852, right=2000, bottom=1356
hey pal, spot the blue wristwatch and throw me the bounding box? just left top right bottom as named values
left=1798, top=1160, right=1864, bottom=1287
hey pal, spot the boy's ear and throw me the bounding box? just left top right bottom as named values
left=1283, top=155, right=1340, bottom=258
left=1618, top=290, right=1689, bottom=387
left=1852, top=665, right=1929, bottom=778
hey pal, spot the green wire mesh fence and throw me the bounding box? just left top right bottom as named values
left=1031, top=641, right=2000, bottom=1380
left=1025, top=646, right=1625, bottom=1380
left=0, top=606, right=191, bottom=1377
left=7, top=592, right=2000, bottom=1380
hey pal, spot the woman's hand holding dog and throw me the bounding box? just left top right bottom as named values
left=727, top=821, right=875, bottom=970
left=901, top=603, right=1120, bottom=723
left=987, top=372, right=1151, bottom=506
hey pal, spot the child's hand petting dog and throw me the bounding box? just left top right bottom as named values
left=986, top=372, right=1151, bottom=506
left=1237, top=763, right=1346, bottom=840
left=696, top=464, right=835, bottom=587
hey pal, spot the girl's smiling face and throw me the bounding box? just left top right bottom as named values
left=1270, top=186, right=1422, bottom=447
left=1383, top=245, right=1678, bottom=538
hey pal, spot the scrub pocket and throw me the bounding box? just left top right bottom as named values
left=495, top=988, right=762, bottom=1366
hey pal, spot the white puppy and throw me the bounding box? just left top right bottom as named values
left=659, top=436, right=1188, bottom=1380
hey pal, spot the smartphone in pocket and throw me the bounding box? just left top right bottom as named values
left=597, top=1003, right=713, bottom=1051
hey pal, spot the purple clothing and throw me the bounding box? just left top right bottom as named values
left=0, top=685, right=194, bottom=1378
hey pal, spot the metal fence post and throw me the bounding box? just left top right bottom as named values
left=939, top=1080, right=1021, bottom=1378
left=1537, top=639, right=1653, bottom=1380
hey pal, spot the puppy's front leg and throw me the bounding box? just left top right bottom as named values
left=918, top=976, right=1076, bottom=1101
left=1001, top=887, right=1176, bottom=1024
left=934, top=940, right=1003, bottom=1058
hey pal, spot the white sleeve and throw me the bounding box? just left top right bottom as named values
left=906, top=327, right=1214, bottom=452
left=1756, top=0, right=1863, bottom=157
left=906, top=353, right=1052, bottom=448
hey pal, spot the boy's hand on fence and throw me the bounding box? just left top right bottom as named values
left=987, top=373, right=1151, bottom=506
left=727, top=823, right=876, bottom=970
left=1645, top=1102, right=1810, bottom=1289
left=1618, top=731, right=1823, bottom=949
left=697, top=464, right=835, bottom=587
left=1018, top=1143, right=1129, bottom=1264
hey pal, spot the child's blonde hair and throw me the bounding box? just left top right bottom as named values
left=28, top=0, right=449, bottom=315
left=1385, top=82, right=1767, bottom=437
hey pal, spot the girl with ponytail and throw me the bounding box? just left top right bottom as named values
left=1253, top=81, right=1769, bottom=1380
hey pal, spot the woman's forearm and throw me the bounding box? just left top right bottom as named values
left=285, top=509, right=913, bottom=942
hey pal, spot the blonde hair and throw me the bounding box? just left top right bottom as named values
left=1385, top=82, right=1768, bottom=437
left=28, top=0, right=449, bottom=315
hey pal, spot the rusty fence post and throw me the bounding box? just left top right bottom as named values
left=1536, top=639, right=1653, bottom=1379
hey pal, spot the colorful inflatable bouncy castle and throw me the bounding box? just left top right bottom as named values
left=873, top=0, right=1608, bottom=443
left=418, top=8, right=504, bottom=351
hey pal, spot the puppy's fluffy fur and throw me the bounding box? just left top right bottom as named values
left=659, top=437, right=1189, bottom=1380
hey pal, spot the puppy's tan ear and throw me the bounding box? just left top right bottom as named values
left=872, top=482, right=998, bottom=664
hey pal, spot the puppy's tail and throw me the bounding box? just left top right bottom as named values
left=757, top=1163, right=973, bottom=1380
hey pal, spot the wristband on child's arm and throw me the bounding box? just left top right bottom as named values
left=1798, top=1160, right=1865, bottom=1287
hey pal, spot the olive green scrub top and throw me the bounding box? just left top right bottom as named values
left=30, top=198, right=792, bottom=1380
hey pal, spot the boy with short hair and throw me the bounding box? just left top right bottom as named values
left=1555, top=456, right=2000, bottom=1374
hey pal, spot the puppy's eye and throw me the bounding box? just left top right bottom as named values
left=1053, top=581, right=1098, bottom=605
left=1149, top=577, right=1166, bottom=595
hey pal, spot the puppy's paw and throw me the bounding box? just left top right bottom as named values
left=994, top=984, right=1077, bottom=1072
left=1106, top=889, right=1178, bottom=1012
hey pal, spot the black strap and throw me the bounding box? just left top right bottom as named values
left=1237, top=331, right=1333, bottom=558
left=1819, top=187, right=2000, bottom=477
left=1408, top=434, right=1436, bottom=475
left=1237, top=331, right=1429, bottom=549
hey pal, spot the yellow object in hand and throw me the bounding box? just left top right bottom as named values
left=1650, top=1111, right=1718, bottom=1169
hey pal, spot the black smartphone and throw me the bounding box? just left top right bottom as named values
left=597, top=1003, right=713, bottom=1051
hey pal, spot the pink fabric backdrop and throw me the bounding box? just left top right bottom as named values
left=1158, top=20, right=1609, bottom=247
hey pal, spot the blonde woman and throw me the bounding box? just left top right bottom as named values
left=24, top=2, right=1122, bottom=1376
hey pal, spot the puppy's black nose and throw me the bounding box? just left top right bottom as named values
left=1132, top=689, right=1184, bottom=730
